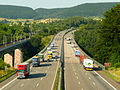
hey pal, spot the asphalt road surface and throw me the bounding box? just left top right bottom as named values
left=64, top=32, right=116, bottom=90
left=0, top=30, right=67, bottom=90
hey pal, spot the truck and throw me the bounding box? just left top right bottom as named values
left=17, top=63, right=30, bottom=79
left=37, top=53, right=44, bottom=62
left=50, top=43, right=54, bottom=49
left=75, top=50, right=80, bottom=57
left=32, top=56, right=40, bottom=67
left=83, top=59, right=93, bottom=70
left=48, top=51, right=53, bottom=59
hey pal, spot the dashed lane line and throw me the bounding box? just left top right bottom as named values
left=36, top=83, right=39, bottom=87
left=78, top=82, right=81, bottom=85
left=89, top=77, right=91, bottom=80
left=93, top=82, right=95, bottom=85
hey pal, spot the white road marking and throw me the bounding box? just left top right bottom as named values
left=20, top=84, right=24, bottom=87
left=36, top=83, right=39, bottom=87
left=51, top=57, right=59, bottom=90
left=89, top=77, right=91, bottom=80
left=81, top=88, right=83, bottom=90
left=0, top=77, right=17, bottom=90
left=76, top=76, right=78, bottom=79
left=94, top=71, right=117, bottom=90
left=41, top=78, right=43, bottom=80
left=78, top=81, right=81, bottom=85
left=93, top=82, right=95, bottom=85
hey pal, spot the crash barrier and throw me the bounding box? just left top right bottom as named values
left=72, top=37, right=105, bottom=70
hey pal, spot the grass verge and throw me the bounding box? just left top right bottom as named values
left=103, top=71, right=120, bottom=82
left=54, top=68, right=60, bottom=90
left=0, top=71, right=16, bottom=83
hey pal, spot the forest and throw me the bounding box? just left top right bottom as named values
left=0, top=2, right=119, bottom=19
left=74, top=4, right=120, bottom=68
left=0, top=16, right=93, bottom=70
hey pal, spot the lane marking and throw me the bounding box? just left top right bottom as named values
left=20, top=84, right=24, bottom=87
left=41, top=78, right=43, bottom=80
left=36, top=83, right=39, bottom=87
left=51, top=56, right=59, bottom=90
left=76, top=76, right=78, bottom=79
left=89, top=77, right=91, bottom=80
left=78, top=81, right=81, bottom=85
left=93, top=82, right=95, bottom=85
left=94, top=71, right=117, bottom=90
left=81, top=88, right=83, bottom=90
left=0, top=77, right=17, bottom=90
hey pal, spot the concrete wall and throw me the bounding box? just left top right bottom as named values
left=14, top=49, right=23, bottom=68
left=4, top=53, right=13, bottom=67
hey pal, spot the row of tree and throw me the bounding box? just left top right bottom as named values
left=74, top=4, right=120, bottom=68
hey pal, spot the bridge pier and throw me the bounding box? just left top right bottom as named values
left=4, top=53, right=13, bottom=67
left=14, top=49, right=23, bottom=69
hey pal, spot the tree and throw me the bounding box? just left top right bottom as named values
left=95, top=4, right=120, bottom=65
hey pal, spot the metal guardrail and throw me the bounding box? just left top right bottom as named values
left=73, top=35, right=105, bottom=70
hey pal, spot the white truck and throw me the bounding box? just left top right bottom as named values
left=83, top=59, right=93, bottom=70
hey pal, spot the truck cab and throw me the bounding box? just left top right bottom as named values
left=17, top=63, right=30, bottom=79
left=48, top=51, right=53, bottom=59
left=32, top=56, right=40, bottom=67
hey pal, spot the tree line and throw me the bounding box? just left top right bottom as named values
left=74, top=4, right=120, bottom=68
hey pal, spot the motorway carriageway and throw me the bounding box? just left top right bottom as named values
left=64, top=32, right=118, bottom=90
left=0, top=30, right=67, bottom=90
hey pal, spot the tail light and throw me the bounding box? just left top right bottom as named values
left=24, top=72, right=26, bottom=76
left=17, top=72, right=18, bottom=76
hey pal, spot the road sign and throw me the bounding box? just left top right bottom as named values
left=104, top=63, right=111, bottom=67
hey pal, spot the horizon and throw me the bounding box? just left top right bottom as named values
left=0, top=0, right=119, bottom=9
left=0, top=1, right=119, bottom=10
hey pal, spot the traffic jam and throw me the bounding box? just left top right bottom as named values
left=17, top=43, right=55, bottom=79
left=66, top=37, right=94, bottom=71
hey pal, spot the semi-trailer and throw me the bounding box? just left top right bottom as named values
left=83, top=59, right=93, bottom=70
left=75, top=50, right=80, bottom=57
left=32, top=56, right=40, bottom=67
left=17, top=63, right=30, bottom=79
left=47, top=51, right=53, bottom=59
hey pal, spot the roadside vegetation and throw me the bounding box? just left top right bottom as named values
left=74, top=4, right=120, bottom=80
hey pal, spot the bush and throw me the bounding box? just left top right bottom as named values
left=114, top=63, right=120, bottom=69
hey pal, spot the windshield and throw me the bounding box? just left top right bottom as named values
left=17, top=70, right=25, bottom=72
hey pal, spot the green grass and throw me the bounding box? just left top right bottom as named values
left=103, top=71, right=120, bottom=82
left=54, top=68, right=60, bottom=90
left=0, top=71, right=16, bottom=83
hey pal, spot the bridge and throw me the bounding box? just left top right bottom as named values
left=0, top=30, right=120, bottom=90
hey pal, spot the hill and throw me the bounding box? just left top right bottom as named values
left=0, top=5, right=37, bottom=19
left=35, top=2, right=120, bottom=19
left=0, top=2, right=119, bottom=19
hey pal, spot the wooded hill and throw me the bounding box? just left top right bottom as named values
left=0, top=2, right=119, bottom=19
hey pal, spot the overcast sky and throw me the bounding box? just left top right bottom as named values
left=0, top=0, right=119, bottom=9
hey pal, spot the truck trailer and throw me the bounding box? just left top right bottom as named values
left=32, top=56, right=40, bottom=67
left=75, top=50, right=80, bottom=57
left=48, top=51, right=53, bottom=59
left=83, top=59, right=93, bottom=70
left=17, top=63, right=30, bottom=79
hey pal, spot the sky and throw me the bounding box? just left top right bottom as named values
left=0, top=0, right=119, bottom=9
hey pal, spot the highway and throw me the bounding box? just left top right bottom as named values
left=0, top=31, right=66, bottom=90
left=0, top=30, right=120, bottom=90
left=64, top=32, right=116, bottom=90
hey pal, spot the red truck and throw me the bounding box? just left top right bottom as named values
left=17, top=63, right=30, bottom=79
